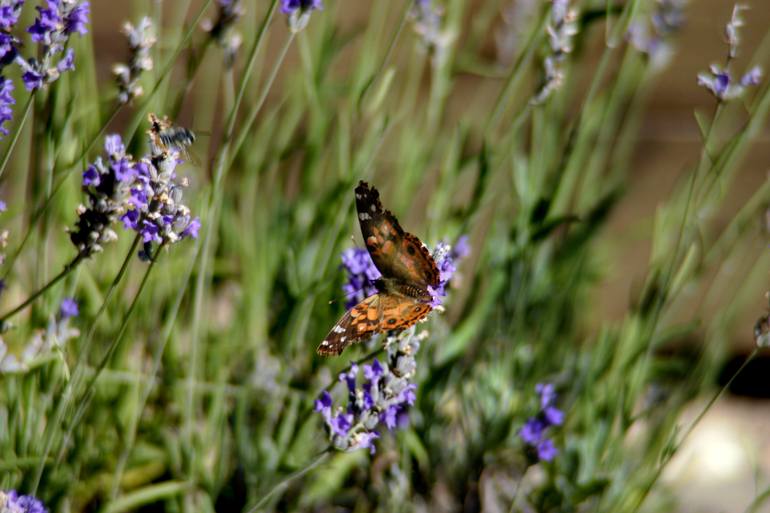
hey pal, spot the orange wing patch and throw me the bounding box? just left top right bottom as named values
left=379, top=294, right=432, bottom=331
left=317, top=294, right=382, bottom=356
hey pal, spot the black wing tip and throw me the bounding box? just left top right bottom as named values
left=355, top=180, right=378, bottom=197
left=316, top=340, right=342, bottom=356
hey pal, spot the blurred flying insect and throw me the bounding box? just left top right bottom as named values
left=147, top=113, right=196, bottom=157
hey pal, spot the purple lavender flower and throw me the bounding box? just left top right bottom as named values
left=316, top=327, right=423, bottom=454
left=19, top=0, right=89, bottom=90
left=0, top=76, right=14, bottom=137
left=204, top=0, right=243, bottom=67
left=181, top=217, right=200, bottom=239
left=520, top=418, right=545, bottom=445
left=0, top=2, right=24, bottom=31
left=697, top=5, right=762, bottom=102
left=65, top=0, right=89, bottom=35
left=0, top=1, right=23, bottom=63
left=281, top=0, right=322, bottom=14
left=628, top=0, right=686, bottom=70
left=72, top=127, right=199, bottom=259
left=28, top=1, right=60, bottom=43
left=428, top=236, right=470, bottom=307
left=0, top=490, right=48, bottom=513
left=59, top=297, right=78, bottom=319
left=21, top=69, right=43, bottom=90
left=341, top=247, right=380, bottom=309
left=536, top=438, right=558, bottom=461
left=698, top=63, right=761, bottom=101
left=532, top=0, right=578, bottom=104
left=282, top=0, right=322, bottom=33
left=519, top=382, right=564, bottom=462
left=113, top=17, right=155, bottom=104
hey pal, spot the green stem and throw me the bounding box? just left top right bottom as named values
left=30, top=235, right=141, bottom=495
left=245, top=449, right=331, bottom=513
left=223, top=0, right=279, bottom=140
left=123, top=0, right=214, bottom=144
left=229, top=32, right=295, bottom=164
left=0, top=252, right=85, bottom=323
left=631, top=348, right=759, bottom=512
left=58, top=246, right=163, bottom=464
left=110, top=242, right=200, bottom=499
left=0, top=92, right=34, bottom=181
left=183, top=9, right=288, bottom=496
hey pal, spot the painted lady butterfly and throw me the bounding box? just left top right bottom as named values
left=317, top=181, right=440, bottom=356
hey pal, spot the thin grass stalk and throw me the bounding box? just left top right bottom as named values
left=0, top=252, right=84, bottom=323
left=0, top=93, right=34, bottom=180
left=183, top=16, right=292, bottom=497
left=109, top=242, right=200, bottom=499
left=57, top=245, right=164, bottom=464
left=245, top=448, right=331, bottom=513
left=30, top=234, right=141, bottom=494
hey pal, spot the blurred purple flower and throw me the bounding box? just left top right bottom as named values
left=0, top=77, right=14, bottom=137
left=0, top=490, right=48, bottom=513
left=341, top=247, right=380, bottom=309
left=19, top=0, right=89, bottom=90
left=519, top=382, right=564, bottom=462
left=281, top=0, right=322, bottom=14
left=59, top=297, right=78, bottom=319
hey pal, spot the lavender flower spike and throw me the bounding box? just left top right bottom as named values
left=532, top=0, right=579, bottom=104
left=518, top=382, right=564, bottom=462
left=282, top=0, right=322, bottom=33
left=697, top=5, right=762, bottom=102
left=0, top=489, right=48, bottom=513
left=20, top=0, right=90, bottom=91
left=0, top=76, right=14, bottom=137
left=113, top=17, right=156, bottom=105
left=316, top=327, right=426, bottom=454
left=204, top=0, right=244, bottom=67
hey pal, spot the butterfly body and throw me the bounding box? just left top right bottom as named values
left=317, top=181, right=439, bottom=356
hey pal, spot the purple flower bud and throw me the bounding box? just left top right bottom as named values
left=59, top=297, right=79, bottom=319
left=741, top=65, right=762, bottom=87
left=537, top=438, right=558, bottom=461
left=181, top=217, right=201, bottom=239
left=519, top=418, right=545, bottom=445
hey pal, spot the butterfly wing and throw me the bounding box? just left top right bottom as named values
left=355, top=181, right=440, bottom=289
left=317, top=293, right=432, bottom=356
left=317, top=294, right=382, bottom=356
left=379, top=293, right=432, bottom=331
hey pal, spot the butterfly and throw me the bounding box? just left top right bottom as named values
left=317, top=181, right=441, bottom=356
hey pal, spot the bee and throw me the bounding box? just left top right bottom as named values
left=148, top=113, right=196, bottom=156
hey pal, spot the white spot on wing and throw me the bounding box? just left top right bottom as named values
left=333, top=325, right=345, bottom=333
left=370, top=204, right=376, bottom=212
left=321, top=340, right=329, bottom=346
left=340, top=336, right=346, bottom=342
left=358, top=212, right=371, bottom=220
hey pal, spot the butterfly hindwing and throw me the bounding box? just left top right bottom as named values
left=379, top=293, right=432, bottom=331
left=355, top=181, right=440, bottom=288
left=317, top=294, right=382, bottom=356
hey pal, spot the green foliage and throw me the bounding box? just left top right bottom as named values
left=0, top=0, right=768, bottom=512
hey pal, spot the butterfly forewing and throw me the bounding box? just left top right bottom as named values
left=355, top=181, right=440, bottom=288
left=317, top=294, right=382, bottom=356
